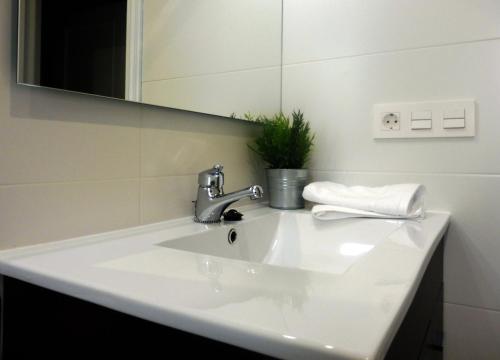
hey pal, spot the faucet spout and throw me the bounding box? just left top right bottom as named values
left=219, top=185, right=264, bottom=204
left=194, top=165, right=263, bottom=223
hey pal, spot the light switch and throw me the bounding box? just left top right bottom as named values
left=444, top=108, right=465, bottom=119
left=373, top=99, right=475, bottom=139
left=411, top=119, right=432, bottom=130
left=412, top=110, right=432, bottom=120
left=443, top=118, right=465, bottom=129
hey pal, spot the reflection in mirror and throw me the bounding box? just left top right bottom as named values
left=17, top=0, right=282, bottom=120
left=18, top=1, right=127, bottom=98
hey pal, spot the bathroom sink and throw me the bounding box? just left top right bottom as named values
left=0, top=205, right=450, bottom=360
left=158, top=210, right=403, bottom=275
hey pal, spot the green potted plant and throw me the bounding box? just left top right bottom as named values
left=249, top=110, right=315, bottom=209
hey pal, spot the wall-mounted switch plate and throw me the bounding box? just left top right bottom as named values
left=373, top=99, right=475, bottom=139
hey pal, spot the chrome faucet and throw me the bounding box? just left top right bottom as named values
left=194, top=164, right=263, bottom=223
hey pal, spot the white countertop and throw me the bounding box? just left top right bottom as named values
left=0, top=206, right=449, bottom=360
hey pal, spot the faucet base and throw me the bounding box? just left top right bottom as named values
left=193, top=217, right=221, bottom=224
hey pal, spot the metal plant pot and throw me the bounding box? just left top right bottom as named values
left=266, top=169, right=308, bottom=209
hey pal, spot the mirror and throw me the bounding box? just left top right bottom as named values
left=17, top=0, right=283, bottom=120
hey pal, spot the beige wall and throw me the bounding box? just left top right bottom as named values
left=282, top=0, right=500, bottom=358
left=0, top=0, right=262, bottom=249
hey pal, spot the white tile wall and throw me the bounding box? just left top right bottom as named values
left=142, top=67, right=281, bottom=118
left=283, top=0, right=500, bottom=357
left=142, top=0, right=282, bottom=118
left=283, top=40, right=500, bottom=174
left=284, top=0, right=500, bottom=64
left=141, top=176, right=197, bottom=224
left=143, top=0, right=282, bottom=80
left=140, top=106, right=262, bottom=180
left=0, top=180, right=140, bottom=248
left=1, top=85, right=142, bottom=184
left=444, top=303, right=500, bottom=360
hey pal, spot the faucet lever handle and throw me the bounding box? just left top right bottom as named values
left=198, top=164, right=224, bottom=190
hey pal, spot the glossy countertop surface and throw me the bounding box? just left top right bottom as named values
left=0, top=206, right=449, bottom=359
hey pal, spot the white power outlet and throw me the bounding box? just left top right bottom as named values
left=381, top=112, right=400, bottom=131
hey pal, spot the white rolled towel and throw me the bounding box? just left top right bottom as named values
left=302, top=182, right=425, bottom=220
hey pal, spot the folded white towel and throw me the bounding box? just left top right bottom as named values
left=302, top=182, right=425, bottom=220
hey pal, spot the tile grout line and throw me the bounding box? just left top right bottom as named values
left=0, top=175, right=199, bottom=189
left=283, top=36, right=500, bottom=68
left=309, top=169, right=500, bottom=178
left=0, top=178, right=143, bottom=188
left=445, top=301, right=500, bottom=314
left=142, top=64, right=282, bottom=83
left=140, top=174, right=198, bottom=180
left=2, top=170, right=499, bottom=188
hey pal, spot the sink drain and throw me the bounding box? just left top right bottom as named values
left=228, top=228, right=237, bottom=244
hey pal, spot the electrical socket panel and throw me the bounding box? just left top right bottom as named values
left=381, top=112, right=400, bottom=131
left=373, top=99, right=475, bottom=139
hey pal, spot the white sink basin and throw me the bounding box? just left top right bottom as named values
left=159, top=210, right=403, bottom=275
left=0, top=205, right=450, bottom=360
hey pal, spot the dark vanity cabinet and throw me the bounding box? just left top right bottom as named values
left=0, top=239, right=444, bottom=360
left=386, top=239, right=444, bottom=360
left=0, top=276, right=270, bottom=359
